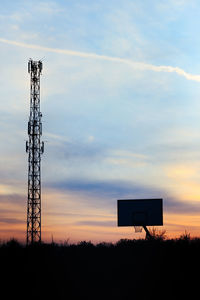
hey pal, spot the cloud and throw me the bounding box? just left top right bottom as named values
left=47, top=178, right=157, bottom=198
left=35, top=1, right=64, bottom=15
left=106, top=150, right=149, bottom=168
left=0, top=38, right=200, bottom=82
left=61, top=141, right=105, bottom=161
left=165, top=197, right=200, bottom=215
left=46, top=177, right=200, bottom=215
left=75, top=220, right=116, bottom=227
left=0, top=193, right=25, bottom=205
left=46, top=211, right=113, bottom=219
left=0, top=217, right=24, bottom=224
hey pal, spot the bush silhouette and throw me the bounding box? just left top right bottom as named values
left=148, top=227, right=167, bottom=240
left=1, top=234, right=199, bottom=299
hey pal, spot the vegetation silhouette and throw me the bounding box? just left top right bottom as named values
left=1, top=234, right=199, bottom=299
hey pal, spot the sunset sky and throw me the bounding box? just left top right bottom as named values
left=1, top=0, right=200, bottom=243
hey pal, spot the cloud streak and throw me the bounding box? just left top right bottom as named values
left=0, top=38, right=200, bottom=82
left=46, top=177, right=200, bottom=215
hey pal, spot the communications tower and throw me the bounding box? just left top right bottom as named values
left=26, top=59, right=44, bottom=244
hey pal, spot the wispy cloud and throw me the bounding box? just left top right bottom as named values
left=75, top=220, right=116, bottom=228
left=0, top=38, right=200, bottom=82
left=47, top=177, right=200, bottom=215
left=0, top=217, right=24, bottom=224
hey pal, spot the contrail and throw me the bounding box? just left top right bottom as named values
left=0, top=37, right=200, bottom=82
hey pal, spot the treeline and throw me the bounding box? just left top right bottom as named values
left=1, top=235, right=199, bottom=299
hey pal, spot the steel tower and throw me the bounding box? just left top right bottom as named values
left=26, top=59, right=44, bottom=244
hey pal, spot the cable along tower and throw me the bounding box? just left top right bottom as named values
left=26, top=59, right=44, bottom=244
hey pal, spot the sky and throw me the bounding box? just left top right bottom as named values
left=1, top=0, right=200, bottom=243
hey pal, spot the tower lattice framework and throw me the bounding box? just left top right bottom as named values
left=26, top=59, right=44, bottom=244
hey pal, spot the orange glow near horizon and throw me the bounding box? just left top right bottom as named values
left=1, top=184, right=200, bottom=243
left=1, top=201, right=200, bottom=243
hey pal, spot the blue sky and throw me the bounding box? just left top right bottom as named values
left=1, top=0, right=200, bottom=242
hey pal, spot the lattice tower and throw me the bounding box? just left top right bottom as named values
left=26, top=59, right=44, bottom=244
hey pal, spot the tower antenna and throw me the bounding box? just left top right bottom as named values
left=26, top=59, right=44, bottom=244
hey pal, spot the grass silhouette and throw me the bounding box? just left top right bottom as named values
left=1, top=235, right=199, bottom=299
